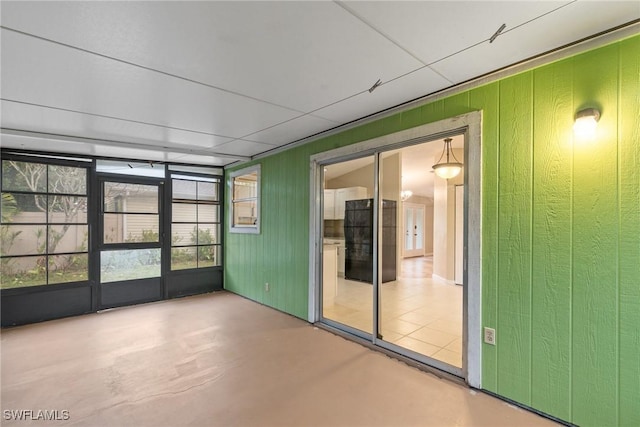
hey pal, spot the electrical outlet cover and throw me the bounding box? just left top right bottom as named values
left=484, top=327, right=496, bottom=345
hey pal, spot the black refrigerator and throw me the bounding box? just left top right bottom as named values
left=344, top=199, right=397, bottom=283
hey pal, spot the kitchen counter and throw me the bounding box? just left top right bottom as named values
left=323, top=245, right=338, bottom=302
left=324, top=239, right=345, bottom=276
left=323, top=238, right=345, bottom=245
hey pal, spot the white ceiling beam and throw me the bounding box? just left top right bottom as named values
left=0, top=128, right=251, bottom=161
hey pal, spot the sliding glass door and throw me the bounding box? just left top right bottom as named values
left=321, top=156, right=375, bottom=336
left=318, top=137, right=467, bottom=377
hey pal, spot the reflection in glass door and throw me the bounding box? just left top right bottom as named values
left=321, top=156, right=374, bottom=335
left=99, top=179, right=163, bottom=308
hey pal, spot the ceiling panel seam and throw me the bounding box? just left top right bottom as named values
left=0, top=26, right=311, bottom=117
left=333, top=0, right=579, bottom=92
left=272, top=0, right=584, bottom=126
left=334, top=1, right=456, bottom=87
left=501, top=0, right=577, bottom=36
left=211, top=88, right=371, bottom=150
left=1, top=98, right=235, bottom=143
left=0, top=128, right=250, bottom=161
left=333, top=1, right=447, bottom=74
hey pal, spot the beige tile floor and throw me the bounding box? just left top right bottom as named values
left=323, top=256, right=463, bottom=367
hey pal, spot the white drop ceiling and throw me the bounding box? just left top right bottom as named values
left=1, top=1, right=638, bottom=167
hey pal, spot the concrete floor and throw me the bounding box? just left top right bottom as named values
left=1, top=292, right=557, bottom=427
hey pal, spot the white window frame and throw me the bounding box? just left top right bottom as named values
left=228, top=164, right=261, bottom=234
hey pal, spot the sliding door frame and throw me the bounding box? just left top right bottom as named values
left=309, top=111, right=482, bottom=387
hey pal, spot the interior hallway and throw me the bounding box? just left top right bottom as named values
left=0, top=292, right=557, bottom=427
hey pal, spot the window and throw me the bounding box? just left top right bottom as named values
left=103, top=182, right=159, bottom=244
left=99, top=180, right=162, bottom=284
left=100, top=248, right=161, bottom=283
left=229, top=165, right=260, bottom=234
left=1, top=160, right=89, bottom=289
left=171, top=175, right=221, bottom=270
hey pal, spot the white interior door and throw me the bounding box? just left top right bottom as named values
left=403, top=203, right=425, bottom=258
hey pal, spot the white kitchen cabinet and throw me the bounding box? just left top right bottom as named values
left=323, top=190, right=336, bottom=220
left=324, top=187, right=367, bottom=220
left=334, top=187, right=367, bottom=219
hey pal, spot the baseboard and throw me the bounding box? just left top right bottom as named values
left=432, top=274, right=455, bottom=285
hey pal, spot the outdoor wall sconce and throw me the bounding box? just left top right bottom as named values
left=432, top=138, right=463, bottom=179
left=574, top=108, right=600, bottom=139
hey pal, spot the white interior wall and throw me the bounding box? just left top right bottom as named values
left=432, top=148, right=463, bottom=282
left=327, top=162, right=374, bottom=196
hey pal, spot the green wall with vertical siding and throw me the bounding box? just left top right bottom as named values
left=225, top=34, right=640, bottom=426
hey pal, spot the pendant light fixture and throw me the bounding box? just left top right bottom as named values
left=432, top=137, right=463, bottom=179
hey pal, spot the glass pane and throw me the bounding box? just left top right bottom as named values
left=197, top=204, right=218, bottom=222
left=100, top=249, right=161, bottom=283
left=96, top=160, right=165, bottom=178
left=233, top=200, right=257, bottom=227
left=169, top=165, right=222, bottom=175
left=2, top=193, right=47, bottom=223
left=104, top=214, right=159, bottom=243
left=49, top=225, right=89, bottom=254
left=198, top=181, right=218, bottom=201
left=104, top=182, right=158, bottom=213
left=0, top=256, right=46, bottom=288
left=48, top=196, right=88, bottom=223
left=172, top=179, right=197, bottom=201
left=197, top=224, right=219, bottom=245
left=171, top=223, right=196, bottom=246
left=171, top=247, right=197, bottom=271
left=198, top=245, right=219, bottom=267
left=1, top=161, right=46, bottom=192
left=0, top=224, right=46, bottom=256
left=172, top=202, right=197, bottom=222
left=48, top=254, right=88, bottom=284
left=48, top=165, right=86, bottom=195
left=379, top=141, right=463, bottom=369
left=405, top=207, right=414, bottom=251
left=415, top=207, right=424, bottom=250
left=322, top=156, right=374, bottom=335
left=233, top=173, right=257, bottom=199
